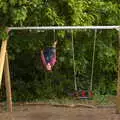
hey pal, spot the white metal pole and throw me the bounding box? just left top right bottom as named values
left=9, top=26, right=120, bottom=30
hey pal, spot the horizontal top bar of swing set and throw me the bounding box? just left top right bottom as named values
left=9, top=26, right=120, bottom=30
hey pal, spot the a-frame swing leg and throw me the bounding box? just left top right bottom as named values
left=0, top=39, right=12, bottom=112
left=116, top=30, right=120, bottom=113
left=4, top=52, right=12, bottom=112
left=0, top=40, right=7, bottom=87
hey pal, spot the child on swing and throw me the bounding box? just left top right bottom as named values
left=41, top=40, right=58, bottom=71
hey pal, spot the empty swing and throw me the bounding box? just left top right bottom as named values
left=71, top=29, right=97, bottom=99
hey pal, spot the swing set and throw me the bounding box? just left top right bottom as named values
left=0, top=26, right=120, bottom=112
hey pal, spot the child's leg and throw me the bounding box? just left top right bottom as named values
left=52, top=40, right=58, bottom=48
left=44, top=48, right=51, bottom=63
left=51, top=47, right=56, bottom=55
left=41, top=50, right=47, bottom=66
